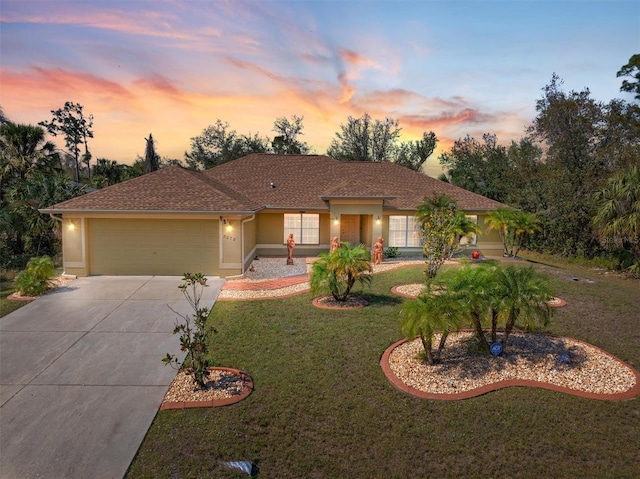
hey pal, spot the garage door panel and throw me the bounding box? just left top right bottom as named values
left=89, top=219, right=218, bottom=276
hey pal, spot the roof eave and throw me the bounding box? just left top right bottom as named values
left=38, top=208, right=259, bottom=215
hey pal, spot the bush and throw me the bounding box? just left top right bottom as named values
left=13, top=256, right=55, bottom=296
left=163, top=273, right=215, bottom=389
left=383, top=246, right=399, bottom=259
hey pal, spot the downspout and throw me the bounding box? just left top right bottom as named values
left=241, top=214, right=256, bottom=275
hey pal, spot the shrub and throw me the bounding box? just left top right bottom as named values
left=13, top=256, right=54, bottom=296
left=163, top=273, right=215, bottom=389
left=310, top=242, right=372, bottom=301
left=383, top=246, right=399, bottom=259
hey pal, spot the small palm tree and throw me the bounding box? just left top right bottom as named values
left=451, top=211, right=481, bottom=258
left=486, top=208, right=540, bottom=257
left=400, top=291, right=463, bottom=364
left=485, top=208, right=514, bottom=256
left=433, top=262, right=498, bottom=351
left=510, top=210, right=541, bottom=257
left=495, top=265, right=553, bottom=347
left=310, top=242, right=372, bottom=301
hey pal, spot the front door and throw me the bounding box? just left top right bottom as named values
left=341, top=215, right=360, bottom=245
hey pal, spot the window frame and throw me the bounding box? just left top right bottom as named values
left=388, top=215, right=421, bottom=247
left=283, top=213, right=320, bottom=245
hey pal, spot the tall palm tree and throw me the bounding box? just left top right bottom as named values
left=310, top=242, right=372, bottom=301
left=593, top=166, right=640, bottom=276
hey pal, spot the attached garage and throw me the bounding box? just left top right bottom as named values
left=88, top=218, right=219, bottom=276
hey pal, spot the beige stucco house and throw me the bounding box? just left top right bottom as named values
left=40, top=154, right=505, bottom=277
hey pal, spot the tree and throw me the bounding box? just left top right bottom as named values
left=394, top=131, right=438, bottom=172
left=416, top=195, right=468, bottom=279
left=91, top=158, right=128, bottom=187
left=184, top=120, right=270, bottom=170
left=0, top=123, right=58, bottom=186
left=439, top=133, right=511, bottom=202
left=617, top=54, right=640, bottom=100
left=592, top=165, right=640, bottom=276
left=144, top=133, right=160, bottom=173
left=527, top=74, right=608, bottom=256
left=39, top=101, right=94, bottom=182
left=272, top=115, right=310, bottom=154
left=163, top=273, right=215, bottom=388
left=327, top=113, right=400, bottom=162
left=400, top=290, right=463, bottom=365
left=485, top=208, right=540, bottom=257
left=495, top=265, right=552, bottom=347
left=309, top=242, right=372, bottom=301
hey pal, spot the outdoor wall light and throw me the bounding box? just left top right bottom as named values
left=376, top=216, right=381, bottom=225
left=226, top=223, right=233, bottom=232
left=68, top=220, right=78, bottom=231
left=333, top=216, right=339, bottom=225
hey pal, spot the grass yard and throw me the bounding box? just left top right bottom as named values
left=0, top=281, right=28, bottom=317
left=126, top=259, right=640, bottom=479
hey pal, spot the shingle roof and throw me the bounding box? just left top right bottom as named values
left=43, top=165, right=258, bottom=212
left=43, top=154, right=504, bottom=213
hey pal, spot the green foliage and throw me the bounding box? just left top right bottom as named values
left=414, top=262, right=553, bottom=354
left=592, top=165, right=640, bottom=277
left=415, top=195, right=472, bottom=279
left=184, top=120, right=271, bottom=170
left=383, top=246, right=399, bottom=258
left=38, top=101, right=93, bottom=182
left=486, top=208, right=540, bottom=257
left=309, top=242, right=372, bottom=301
left=13, top=256, right=54, bottom=296
left=617, top=53, right=640, bottom=100
left=272, top=115, right=311, bottom=155
left=327, top=113, right=438, bottom=170
left=400, top=288, right=463, bottom=364
left=163, top=273, right=215, bottom=388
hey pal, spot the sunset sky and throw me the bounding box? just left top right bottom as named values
left=1, top=0, right=638, bottom=176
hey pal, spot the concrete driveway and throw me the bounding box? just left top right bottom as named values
left=0, top=276, right=224, bottom=479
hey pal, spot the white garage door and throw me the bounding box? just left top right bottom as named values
left=89, top=218, right=218, bottom=275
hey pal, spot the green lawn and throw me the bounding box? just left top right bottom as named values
left=126, top=260, right=640, bottom=479
left=0, top=281, right=29, bottom=317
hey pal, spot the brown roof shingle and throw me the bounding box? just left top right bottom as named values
left=43, top=154, right=504, bottom=213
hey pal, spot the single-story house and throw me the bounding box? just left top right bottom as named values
left=40, top=154, right=505, bottom=277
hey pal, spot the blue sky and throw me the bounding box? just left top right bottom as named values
left=1, top=0, right=637, bottom=175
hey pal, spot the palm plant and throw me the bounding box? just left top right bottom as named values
left=486, top=208, right=540, bottom=257
left=510, top=210, right=541, bottom=257
left=432, top=262, right=498, bottom=351
left=450, top=211, right=481, bottom=258
left=310, top=242, right=372, bottom=301
left=592, top=166, right=640, bottom=277
left=485, top=208, right=513, bottom=256
left=495, top=265, right=553, bottom=347
left=400, top=290, right=464, bottom=364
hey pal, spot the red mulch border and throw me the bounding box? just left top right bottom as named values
left=160, top=367, right=254, bottom=410
left=380, top=334, right=640, bottom=401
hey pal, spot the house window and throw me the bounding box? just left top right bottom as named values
left=459, top=215, right=478, bottom=245
left=283, top=213, right=319, bottom=244
left=389, top=216, right=421, bottom=247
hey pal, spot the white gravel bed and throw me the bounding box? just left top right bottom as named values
left=219, top=257, right=425, bottom=299
left=394, top=283, right=426, bottom=297
left=162, top=369, right=247, bottom=404
left=388, top=331, right=637, bottom=395
left=218, top=282, right=310, bottom=299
